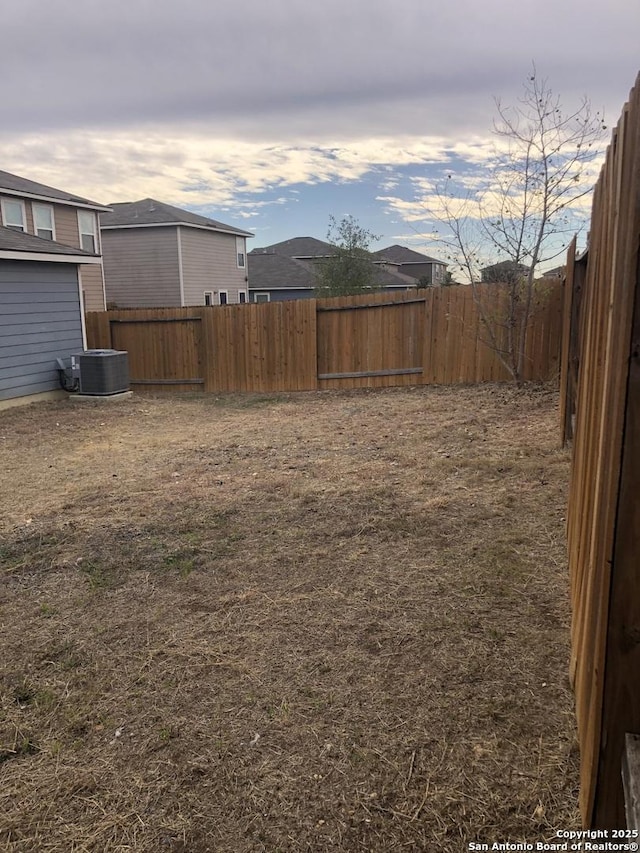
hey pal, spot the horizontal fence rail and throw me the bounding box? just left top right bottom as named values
left=86, top=283, right=563, bottom=394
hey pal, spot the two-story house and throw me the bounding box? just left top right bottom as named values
left=0, top=170, right=109, bottom=312
left=0, top=171, right=107, bottom=407
left=371, top=245, right=448, bottom=285
left=480, top=260, right=531, bottom=283
left=100, top=199, right=254, bottom=307
left=248, top=237, right=417, bottom=301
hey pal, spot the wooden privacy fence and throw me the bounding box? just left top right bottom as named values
left=86, top=282, right=563, bottom=393
left=560, top=72, right=640, bottom=827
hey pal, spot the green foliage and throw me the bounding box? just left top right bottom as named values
left=315, top=215, right=380, bottom=297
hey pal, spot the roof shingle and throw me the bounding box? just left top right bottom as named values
left=0, top=225, right=98, bottom=257
left=251, top=236, right=334, bottom=257
left=100, top=198, right=253, bottom=236
left=372, top=244, right=446, bottom=265
left=0, top=170, right=109, bottom=210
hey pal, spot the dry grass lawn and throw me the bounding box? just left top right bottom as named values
left=0, top=384, right=579, bottom=851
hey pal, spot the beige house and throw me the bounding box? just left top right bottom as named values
left=0, top=170, right=109, bottom=311
left=100, top=199, right=253, bottom=307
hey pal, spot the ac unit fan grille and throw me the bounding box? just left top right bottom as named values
left=74, top=350, right=129, bottom=395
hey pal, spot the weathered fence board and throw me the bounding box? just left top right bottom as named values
left=87, top=281, right=563, bottom=393
left=317, top=290, right=425, bottom=389
left=563, top=72, right=640, bottom=828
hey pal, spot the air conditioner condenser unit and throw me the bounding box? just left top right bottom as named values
left=70, top=349, right=130, bottom=395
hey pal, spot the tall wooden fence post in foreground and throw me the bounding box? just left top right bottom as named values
left=564, top=71, right=640, bottom=828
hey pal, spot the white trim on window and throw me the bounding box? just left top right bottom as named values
left=77, top=210, right=98, bottom=253
left=32, top=203, right=56, bottom=241
left=1, top=198, right=27, bottom=232
left=254, top=292, right=270, bottom=303
left=204, top=291, right=213, bottom=306
left=238, top=291, right=247, bottom=304
left=218, top=290, right=228, bottom=305
left=236, top=236, right=246, bottom=269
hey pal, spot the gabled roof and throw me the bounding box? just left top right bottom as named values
left=0, top=170, right=109, bottom=212
left=0, top=225, right=101, bottom=263
left=481, top=260, right=530, bottom=273
left=541, top=265, right=566, bottom=278
left=372, top=244, right=446, bottom=265
left=248, top=251, right=417, bottom=291
left=251, top=236, right=334, bottom=258
left=248, top=252, right=318, bottom=290
left=100, top=198, right=253, bottom=237
left=369, top=264, right=418, bottom=288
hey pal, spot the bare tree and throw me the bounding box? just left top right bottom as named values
left=433, top=69, right=605, bottom=384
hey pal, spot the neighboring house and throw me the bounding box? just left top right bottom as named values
left=248, top=237, right=418, bottom=301
left=0, top=169, right=110, bottom=312
left=100, top=199, right=253, bottom=307
left=371, top=245, right=448, bottom=285
left=541, top=265, right=566, bottom=279
left=247, top=252, right=318, bottom=302
left=255, top=236, right=335, bottom=261
left=480, top=260, right=531, bottom=283
left=0, top=226, right=102, bottom=408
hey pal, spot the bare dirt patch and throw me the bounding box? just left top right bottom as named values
left=0, top=385, right=579, bottom=851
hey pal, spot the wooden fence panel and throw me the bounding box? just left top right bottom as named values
left=316, top=290, right=425, bottom=389
left=201, top=299, right=317, bottom=392
left=84, top=310, right=112, bottom=349
left=86, top=281, right=563, bottom=393
left=111, top=308, right=204, bottom=392
left=564, top=72, right=640, bottom=828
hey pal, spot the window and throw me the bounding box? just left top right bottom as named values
left=254, top=292, right=270, bottom=303
left=78, top=210, right=98, bottom=252
left=204, top=291, right=213, bottom=306
left=1, top=198, right=26, bottom=232
left=33, top=204, right=55, bottom=240
left=238, top=291, right=247, bottom=304
left=236, top=237, right=245, bottom=268
left=219, top=291, right=228, bottom=305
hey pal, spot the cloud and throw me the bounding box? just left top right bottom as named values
left=0, top=0, right=636, bottom=252
left=2, top=0, right=637, bottom=139
left=0, top=126, right=492, bottom=209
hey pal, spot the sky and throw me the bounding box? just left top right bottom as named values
left=2, top=0, right=638, bottom=269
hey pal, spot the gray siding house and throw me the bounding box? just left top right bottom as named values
left=0, top=226, right=102, bottom=408
left=371, top=245, right=448, bottom=284
left=0, top=170, right=110, bottom=312
left=248, top=237, right=417, bottom=301
left=480, top=260, right=531, bottom=283
left=247, top=252, right=318, bottom=302
left=100, top=199, right=253, bottom=307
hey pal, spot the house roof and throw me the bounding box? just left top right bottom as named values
left=0, top=225, right=101, bottom=263
left=481, top=260, right=530, bottom=273
left=372, top=244, right=446, bottom=265
left=251, top=236, right=334, bottom=258
left=541, top=265, right=566, bottom=277
left=100, top=198, right=253, bottom=237
left=369, top=264, right=418, bottom=288
left=248, top=251, right=417, bottom=291
left=248, top=252, right=318, bottom=290
left=0, top=170, right=109, bottom=212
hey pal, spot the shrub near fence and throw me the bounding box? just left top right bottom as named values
left=86, top=282, right=563, bottom=393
